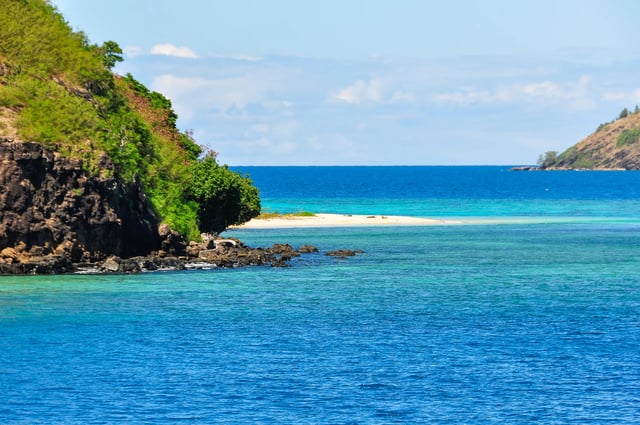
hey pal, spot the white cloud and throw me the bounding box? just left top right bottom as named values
left=601, top=88, right=640, bottom=104
left=329, top=78, right=413, bottom=105
left=236, top=138, right=298, bottom=156
left=124, top=50, right=640, bottom=164
left=230, top=54, right=264, bottom=62
left=433, top=75, right=596, bottom=110
left=152, top=74, right=266, bottom=113
left=331, top=79, right=382, bottom=104
left=433, top=89, right=493, bottom=105
left=124, top=45, right=144, bottom=58
left=151, top=70, right=296, bottom=122
left=244, top=121, right=300, bottom=139
left=150, top=43, right=200, bottom=59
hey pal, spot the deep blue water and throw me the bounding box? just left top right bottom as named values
left=234, top=166, right=640, bottom=201
left=233, top=166, right=640, bottom=220
left=1, top=167, right=640, bottom=423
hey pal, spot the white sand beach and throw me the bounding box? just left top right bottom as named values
left=231, top=213, right=461, bottom=229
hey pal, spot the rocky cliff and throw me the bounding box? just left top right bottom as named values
left=0, top=139, right=162, bottom=265
left=0, top=139, right=330, bottom=274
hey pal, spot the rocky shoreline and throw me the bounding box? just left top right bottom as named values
left=0, top=234, right=363, bottom=275
left=0, top=140, right=363, bottom=275
left=0, top=237, right=307, bottom=275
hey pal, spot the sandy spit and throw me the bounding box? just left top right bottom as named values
left=230, top=213, right=462, bottom=229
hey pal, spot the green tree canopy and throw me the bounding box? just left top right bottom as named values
left=97, top=40, right=123, bottom=70
left=189, top=155, right=261, bottom=234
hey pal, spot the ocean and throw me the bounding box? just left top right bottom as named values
left=1, top=166, right=639, bottom=423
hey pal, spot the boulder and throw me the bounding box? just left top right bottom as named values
left=158, top=223, right=186, bottom=256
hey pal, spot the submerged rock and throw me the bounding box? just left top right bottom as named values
left=325, top=249, right=364, bottom=258
left=298, top=245, right=319, bottom=253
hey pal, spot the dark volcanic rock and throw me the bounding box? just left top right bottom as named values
left=325, top=249, right=364, bottom=258
left=158, top=223, right=187, bottom=256
left=298, top=245, right=319, bottom=253
left=0, top=140, right=348, bottom=274
left=0, top=254, right=74, bottom=275
left=189, top=239, right=309, bottom=268
left=0, top=140, right=161, bottom=262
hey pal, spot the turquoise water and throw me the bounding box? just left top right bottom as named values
left=1, top=167, right=640, bottom=423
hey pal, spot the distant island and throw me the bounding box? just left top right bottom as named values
left=535, top=107, right=640, bottom=170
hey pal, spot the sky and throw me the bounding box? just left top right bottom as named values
left=52, top=0, right=640, bottom=165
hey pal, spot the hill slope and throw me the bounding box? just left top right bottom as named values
left=542, top=109, right=640, bottom=170
left=0, top=0, right=260, bottom=245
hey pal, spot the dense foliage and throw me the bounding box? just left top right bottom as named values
left=0, top=0, right=260, bottom=238
left=189, top=154, right=261, bottom=234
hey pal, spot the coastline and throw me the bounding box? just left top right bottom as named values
left=229, top=213, right=619, bottom=230
left=231, top=213, right=460, bottom=229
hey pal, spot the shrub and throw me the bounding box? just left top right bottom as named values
left=617, top=128, right=640, bottom=148
left=619, top=108, right=629, bottom=119
left=537, top=150, right=558, bottom=168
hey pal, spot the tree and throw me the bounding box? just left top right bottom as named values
left=98, top=40, right=123, bottom=70
left=537, top=150, right=558, bottom=168
left=619, top=107, right=629, bottom=119
left=188, top=154, right=261, bottom=234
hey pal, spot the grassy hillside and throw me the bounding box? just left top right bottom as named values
left=0, top=0, right=259, bottom=239
left=540, top=108, right=640, bottom=170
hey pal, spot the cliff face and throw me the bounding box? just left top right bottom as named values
left=0, top=139, right=161, bottom=262
left=544, top=111, right=640, bottom=170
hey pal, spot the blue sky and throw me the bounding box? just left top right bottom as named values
left=52, top=0, right=640, bottom=165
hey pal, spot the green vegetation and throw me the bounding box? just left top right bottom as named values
left=619, top=108, right=630, bottom=120
left=595, top=106, right=640, bottom=133
left=617, top=128, right=640, bottom=148
left=257, top=211, right=316, bottom=219
left=536, top=150, right=558, bottom=168
left=554, top=147, right=596, bottom=169
left=0, top=0, right=260, bottom=239
left=188, top=154, right=260, bottom=234
left=595, top=122, right=609, bottom=133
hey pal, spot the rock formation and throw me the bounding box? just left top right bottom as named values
left=0, top=139, right=351, bottom=274
left=0, top=139, right=161, bottom=265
